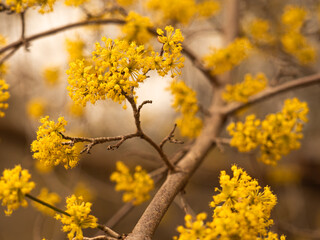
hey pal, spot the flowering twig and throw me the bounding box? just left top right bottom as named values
left=221, top=72, right=320, bottom=115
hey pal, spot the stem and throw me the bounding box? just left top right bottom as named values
left=25, top=193, right=70, bottom=216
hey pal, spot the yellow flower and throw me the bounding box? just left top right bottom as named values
left=222, top=73, right=268, bottom=103
left=31, top=116, right=81, bottom=169
left=146, top=0, right=219, bottom=25
left=175, top=166, right=285, bottom=240
left=64, top=0, right=88, bottom=7
left=67, top=38, right=153, bottom=107
left=32, top=188, right=61, bottom=216
left=246, top=18, right=274, bottom=45
left=204, top=38, right=252, bottom=75
left=55, top=195, right=98, bottom=240
left=156, top=26, right=185, bottom=77
left=4, top=0, right=56, bottom=13
left=168, top=79, right=202, bottom=138
left=227, top=98, right=309, bottom=165
left=0, top=35, right=6, bottom=45
left=43, top=66, right=60, bottom=86
left=121, top=11, right=153, bottom=45
left=65, top=38, right=85, bottom=62
left=0, top=79, right=10, bottom=118
left=110, top=161, right=154, bottom=205
left=68, top=102, right=85, bottom=118
left=27, top=98, right=46, bottom=119
left=73, top=182, right=95, bottom=202
left=280, top=5, right=316, bottom=64
left=281, top=5, right=307, bottom=31
left=0, top=165, right=35, bottom=216
left=116, top=0, right=135, bottom=6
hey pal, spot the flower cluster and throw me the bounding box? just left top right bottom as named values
left=67, top=38, right=152, bottom=107
left=55, top=195, right=98, bottom=240
left=121, top=11, right=153, bottom=45
left=64, top=0, right=88, bottom=7
left=31, top=116, right=80, bottom=169
left=32, top=188, right=61, bottom=216
left=174, top=165, right=285, bottom=240
left=0, top=165, right=35, bottom=215
left=168, top=79, right=202, bottom=138
left=65, top=38, right=85, bottom=62
left=3, top=0, right=56, bottom=13
left=281, top=5, right=316, bottom=64
left=246, top=18, right=274, bottom=45
left=110, top=161, right=154, bottom=205
left=222, top=73, right=268, bottom=103
left=43, top=66, right=60, bottom=86
left=0, top=79, right=10, bottom=118
left=27, top=98, right=46, bottom=119
left=156, top=25, right=185, bottom=77
left=146, top=0, right=219, bottom=25
left=227, top=98, right=309, bottom=165
left=203, top=38, right=252, bottom=75
left=67, top=26, right=185, bottom=107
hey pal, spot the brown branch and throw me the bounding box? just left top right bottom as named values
left=159, top=124, right=183, bottom=150
left=221, top=72, right=320, bottom=115
left=175, top=191, right=196, bottom=218
left=60, top=132, right=140, bottom=154
left=102, top=146, right=190, bottom=230
left=126, top=96, right=176, bottom=171
left=0, top=19, right=126, bottom=56
left=0, top=19, right=217, bottom=86
left=98, top=225, right=121, bottom=239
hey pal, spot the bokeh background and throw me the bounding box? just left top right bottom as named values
left=1, top=0, right=320, bottom=239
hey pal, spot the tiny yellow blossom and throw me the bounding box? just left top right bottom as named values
left=0, top=165, right=35, bottom=215
left=168, top=79, right=202, bottom=138
left=116, top=0, right=135, bottom=6
left=31, top=116, right=81, bottom=169
left=4, top=0, right=56, bottom=13
left=281, top=5, right=316, bottom=64
left=27, top=98, right=46, bottom=119
left=156, top=26, right=185, bottom=77
left=55, top=195, right=98, bottom=240
left=32, top=188, right=61, bottom=216
left=73, top=182, right=95, bottom=202
left=68, top=102, right=85, bottom=118
left=204, top=38, right=252, bottom=75
left=121, top=11, right=153, bottom=45
left=43, top=66, right=60, bottom=86
left=227, top=98, right=309, bottom=165
left=65, top=38, right=85, bottom=62
left=222, top=73, right=268, bottom=103
left=0, top=79, right=10, bottom=118
left=35, top=159, right=54, bottom=174
left=246, top=18, right=274, bottom=45
left=0, top=35, right=6, bottom=45
left=64, top=0, right=88, bottom=7
left=281, top=5, right=307, bottom=31
left=147, top=0, right=219, bottom=25
left=110, top=161, right=154, bottom=205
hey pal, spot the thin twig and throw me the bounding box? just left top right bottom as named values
left=159, top=124, right=183, bottom=150
left=98, top=225, right=121, bottom=239
left=60, top=132, right=140, bottom=154
left=175, top=191, right=196, bottom=218
left=221, top=72, right=320, bottom=115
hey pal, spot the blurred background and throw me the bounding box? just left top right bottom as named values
left=1, top=0, right=320, bottom=239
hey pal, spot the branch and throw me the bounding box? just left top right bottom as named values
left=60, top=132, right=140, bottom=154
left=126, top=96, right=177, bottom=171
left=0, top=19, right=217, bottom=86
left=221, top=72, right=320, bottom=115
left=159, top=124, right=184, bottom=150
